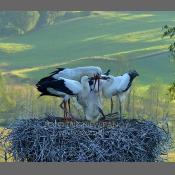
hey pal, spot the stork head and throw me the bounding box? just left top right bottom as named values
left=81, top=76, right=90, bottom=84
left=128, top=70, right=139, bottom=79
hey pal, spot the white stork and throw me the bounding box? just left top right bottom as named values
left=50, top=66, right=103, bottom=94
left=36, top=76, right=91, bottom=120
left=77, top=88, right=105, bottom=122
left=84, top=91, right=105, bottom=122
left=50, top=66, right=102, bottom=85
left=86, top=71, right=112, bottom=121
left=101, top=70, right=139, bottom=119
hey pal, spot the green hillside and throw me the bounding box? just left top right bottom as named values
left=0, top=11, right=175, bottom=84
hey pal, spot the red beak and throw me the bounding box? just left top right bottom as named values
left=93, top=74, right=97, bottom=90
left=93, top=74, right=100, bottom=92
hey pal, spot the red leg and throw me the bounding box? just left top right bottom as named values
left=60, top=99, right=73, bottom=121
left=94, top=75, right=97, bottom=90
left=67, top=99, right=71, bottom=121
left=67, top=99, right=74, bottom=121
left=60, top=100, right=69, bottom=121
left=65, top=101, right=70, bottom=121
left=93, top=75, right=95, bottom=89
left=68, top=99, right=71, bottom=113
left=60, top=100, right=66, bottom=120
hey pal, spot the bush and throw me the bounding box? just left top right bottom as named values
left=0, top=11, right=40, bottom=36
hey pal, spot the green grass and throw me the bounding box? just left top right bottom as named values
left=167, top=152, right=175, bottom=162
left=5, top=52, right=174, bottom=85
left=0, top=127, right=13, bottom=162
left=0, top=43, right=32, bottom=54
left=0, top=11, right=175, bottom=84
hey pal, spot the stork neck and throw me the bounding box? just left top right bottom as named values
left=82, top=81, right=90, bottom=90
left=122, top=73, right=133, bottom=92
left=80, top=81, right=90, bottom=97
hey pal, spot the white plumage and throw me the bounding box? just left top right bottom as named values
left=101, top=70, right=139, bottom=119
left=84, top=75, right=108, bottom=121
left=51, top=66, right=102, bottom=81
left=78, top=90, right=104, bottom=122
left=36, top=66, right=139, bottom=122
left=102, top=74, right=130, bottom=98
left=84, top=91, right=101, bottom=122
left=77, top=77, right=106, bottom=122
left=36, top=76, right=90, bottom=120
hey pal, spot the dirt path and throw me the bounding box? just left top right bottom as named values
left=130, top=50, right=169, bottom=62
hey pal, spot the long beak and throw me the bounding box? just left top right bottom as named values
left=93, top=74, right=97, bottom=90
left=100, top=76, right=110, bottom=80
left=92, top=74, right=101, bottom=92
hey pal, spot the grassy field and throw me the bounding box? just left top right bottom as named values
left=0, top=11, right=175, bottom=84
left=167, top=152, right=175, bottom=162
left=0, top=127, right=13, bottom=162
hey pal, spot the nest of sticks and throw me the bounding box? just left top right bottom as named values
left=8, top=115, right=172, bottom=162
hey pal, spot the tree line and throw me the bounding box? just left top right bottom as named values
left=0, top=11, right=91, bottom=36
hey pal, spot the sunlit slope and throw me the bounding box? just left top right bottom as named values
left=0, top=11, right=175, bottom=84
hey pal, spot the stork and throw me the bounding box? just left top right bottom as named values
left=84, top=90, right=105, bottom=122
left=87, top=70, right=111, bottom=116
left=50, top=66, right=103, bottom=89
left=77, top=77, right=108, bottom=122
left=36, top=76, right=91, bottom=120
left=101, top=70, right=139, bottom=119
left=84, top=74, right=111, bottom=122
left=77, top=87, right=105, bottom=122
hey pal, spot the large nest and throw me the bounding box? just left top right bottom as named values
left=8, top=117, right=172, bottom=162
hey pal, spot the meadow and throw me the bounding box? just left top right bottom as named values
left=0, top=11, right=175, bottom=84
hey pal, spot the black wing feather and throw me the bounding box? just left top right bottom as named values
left=36, top=76, right=55, bottom=87
left=36, top=79, right=74, bottom=96
left=50, top=68, right=65, bottom=76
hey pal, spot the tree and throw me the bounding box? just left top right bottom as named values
left=0, top=11, right=92, bottom=36
left=162, top=25, right=175, bottom=101
left=0, top=11, right=40, bottom=36
left=162, top=25, right=175, bottom=57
